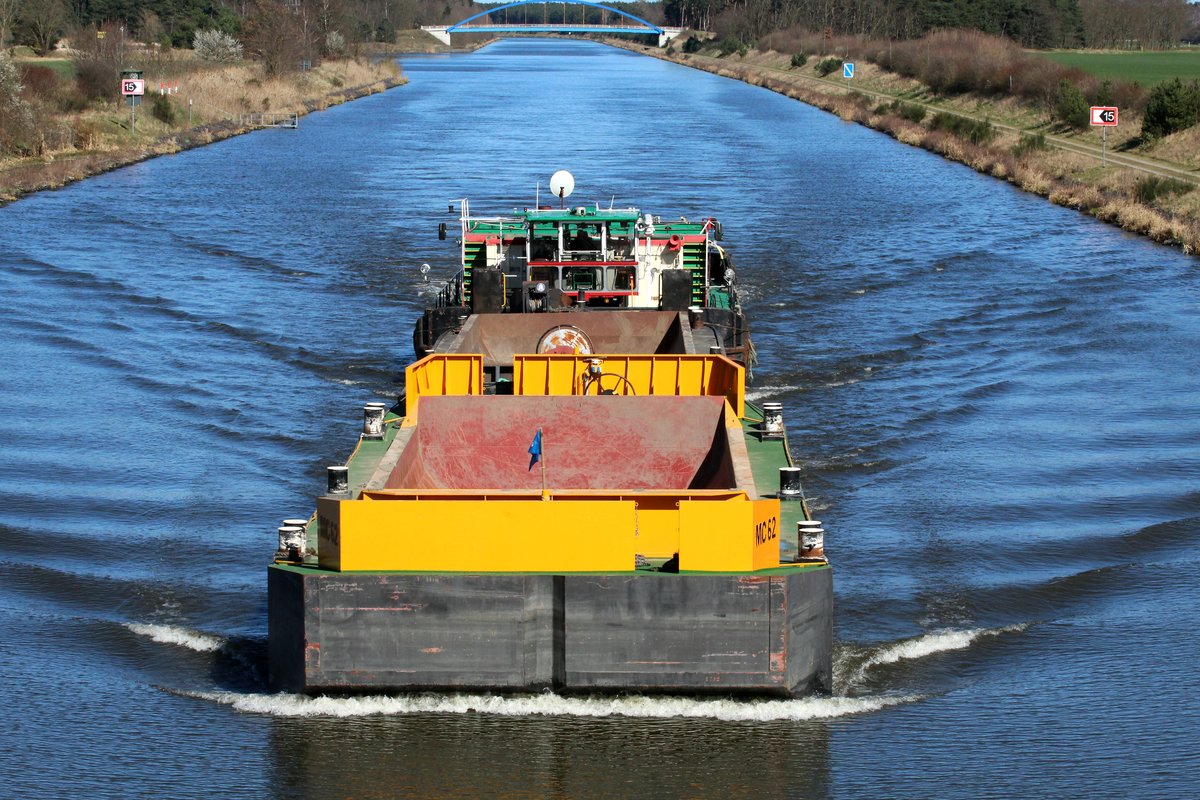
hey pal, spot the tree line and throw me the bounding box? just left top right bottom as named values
left=5, top=0, right=1193, bottom=57
left=663, top=0, right=1197, bottom=50
left=0, top=0, right=665, bottom=56
left=3, top=0, right=431, bottom=53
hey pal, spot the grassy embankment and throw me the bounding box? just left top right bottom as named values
left=1, top=52, right=405, bottom=205
left=619, top=37, right=1200, bottom=255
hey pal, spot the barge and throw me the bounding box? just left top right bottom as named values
left=268, top=174, right=833, bottom=696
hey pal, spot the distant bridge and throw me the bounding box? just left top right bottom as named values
left=422, top=0, right=683, bottom=48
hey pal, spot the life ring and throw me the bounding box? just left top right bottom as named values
left=668, top=234, right=684, bottom=251
left=537, top=325, right=594, bottom=355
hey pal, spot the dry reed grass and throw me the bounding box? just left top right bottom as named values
left=1146, top=127, right=1200, bottom=170
left=0, top=58, right=403, bottom=207
left=185, top=59, right=398, bottom=121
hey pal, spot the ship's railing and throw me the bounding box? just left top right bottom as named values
left=403, top=353, right=484, bottom=421
left=513, top=354, right=745, bottom=419
left=401, top=353, right=744, bottom=424
left=431, top=269, right=466, bottom=309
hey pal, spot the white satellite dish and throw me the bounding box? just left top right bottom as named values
left=549, top=170, right=575, bottom=204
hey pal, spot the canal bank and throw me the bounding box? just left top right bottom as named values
left=611, top=39, right=1200, bottom=256
left=0, top=59, right=405, bottom=207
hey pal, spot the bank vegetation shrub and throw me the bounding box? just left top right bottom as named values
left=717, top=37, right=747, bottom=57
left=790, top=52, right=807, bottom=69
left=18, top=65, right=59, bottom=97
left=873, top=31, right=1029, bottom=95
left=324, top=31, right=346, bottom=57
left=877, top=99, right=927, bottom=123
left=0, top=53, right=37, bottom=156
left=52, top=86, right=89, bottom=113
left=814, top=57, right=843, bottom=77
left=1054, top=79, right=1089, bottom=130
left=1012, top=132, right=1048, bottom=156
left=1092, top=78, right=1145, bottom=113
left=930, top=111, right=995, bottom=144
left=72, top=119, right=102, bottom=149
left=151, top=92, right=177, bottom=124
left=194, top=29, right=243, bottom=63
left=18, top=62, right=89, bottom=113
left=1133, top=175, right=1195, bottom=204
left=75, top=59, right=117, bottom=101
left=682, top=36, right=704, bottom=54
left=847, top=90, right=870, bottom=107
left=760, top=26, right=868, bottom=62
left=1142, top=78, right=1200, bottom=139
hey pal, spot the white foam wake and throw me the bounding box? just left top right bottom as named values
left=872, top=624, right=1027, bottom=668
left=125, top=623, right=226, bottom=653
left=844, top=624, right=1028, bottom=687
left=745, top=384, right=800, bottom=403
left=179, top=689, right=919, bottom=721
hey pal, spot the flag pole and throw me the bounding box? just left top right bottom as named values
left=539, top=426, right=549, bottom=500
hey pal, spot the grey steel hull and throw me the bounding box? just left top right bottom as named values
left=268, top=565, right=833, bottom=697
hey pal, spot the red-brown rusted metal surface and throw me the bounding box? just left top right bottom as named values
left=441, top=311, right=685, bottom=365
left=386, top=394, right=727, bottom=491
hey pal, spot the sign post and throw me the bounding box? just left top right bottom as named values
left=1090, top=106, right=1118, bottom=168
left=120, top=73, right=145, bottom=133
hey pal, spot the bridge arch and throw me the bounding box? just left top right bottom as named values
left=447, top=0, right=664, bottom=35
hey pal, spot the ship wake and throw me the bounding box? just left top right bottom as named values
left=837, top=623, right=1029, bottom=690
left=143, top=625, right=1025, bottom=722
left=172, top=689, right=919, bottom=721
left=125, top=622, right=227, bottom=653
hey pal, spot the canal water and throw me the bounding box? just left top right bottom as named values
left=1, top=40, right=1197, bottom=797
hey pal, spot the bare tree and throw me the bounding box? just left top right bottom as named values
left=244, top=0, right=303, bottom=76
left=21, top=0, right=68, bottom=55
left=0, top=0, right=20, bottom=49
left=310, top=0, right=348, bottom=54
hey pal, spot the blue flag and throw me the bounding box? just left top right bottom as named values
left=528, top=429, right=542, bottom=470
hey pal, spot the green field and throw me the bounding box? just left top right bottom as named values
left=1043, top=49, right=1200, bottom=86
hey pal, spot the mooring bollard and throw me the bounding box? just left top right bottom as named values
left=798, top=520, right=825, bottom=559
left=327, top=465, right=349, bottom=495
left=363, top=404, right=385, bottom=439
left=779, top=466, right=805, bottom=500
left=277, top=525, right=305, bottom=561
left=762, top=402, right=784, bottom=439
